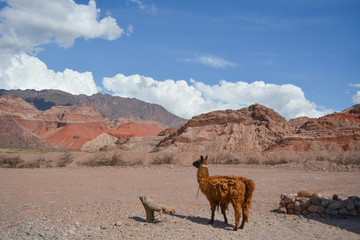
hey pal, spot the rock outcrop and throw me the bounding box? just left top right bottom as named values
left=154, top=104, right=360, bottom=154
left=0, top=94, right=167, bottom=150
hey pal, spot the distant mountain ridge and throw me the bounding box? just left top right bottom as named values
left=0, top=89, right=186, bottom=127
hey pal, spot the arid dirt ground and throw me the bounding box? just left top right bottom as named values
left=0, top=165, right=359, bottom=239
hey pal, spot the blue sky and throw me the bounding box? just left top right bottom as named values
left=0, top=0, right=359, bottom=119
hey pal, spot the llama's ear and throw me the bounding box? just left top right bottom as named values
left=200, top=155, right=204, bottom=161
left=205, top=155, right=208, bottom=161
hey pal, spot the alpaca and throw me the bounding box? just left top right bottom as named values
left=192, top=155, right=255, bottom=231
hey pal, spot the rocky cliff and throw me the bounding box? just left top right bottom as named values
left=154, top=104, right=360, bottom=154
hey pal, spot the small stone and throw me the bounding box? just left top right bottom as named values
left=301, top=210, right=309, bottom=216
left=284, top=196, right=294, bottom=204
left=328, top=200, right=346, bottom=210
left=302, top=199, right=311, bottom=209
left=321, top=199, right=330, bottom=207
left=287, top=209, right=295, bottom=214
left=100, top=225, right=107, bottom=229
left=308, top=205, right=319, bottom=213
left=325, top=208, right=338, bottom=215
left=278, top=206, right=287, bottom=214
left=294, top=201, right=302, bottom=212
left=75, top=222, right=80, bottom=227
left=287, top=203, right=295, bottom=209
left=310, top=195, right=321, bottom=205
left=346, top=200, right=355, bottom=211
left=68, top=230, right=76, bottom=235
left=295, top=211, right=301, bottom=216
left=339, top=208, right=349, bottom=215
left=115, top=221, right=122, bottom=227
left=348, top=209, right=357, bottom=216
left=279, top=200, right=286, bottom=207
left=332, top=194, right=339, bottom=201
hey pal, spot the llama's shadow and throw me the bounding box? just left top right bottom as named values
left=130, top=214, right=233, bottom=230
left=129, top=216, right=147, bottom=222
left=173, top=213, right=233, bottom=230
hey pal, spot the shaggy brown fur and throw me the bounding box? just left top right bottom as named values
left=193, top=155, right=255, bottom=231
left=139, top=195, right=176, bottom=223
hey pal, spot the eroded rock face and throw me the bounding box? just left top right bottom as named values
left=154, top=104, right=360, bottom=153
left=0, top=95, right=166, bottom=150
left=270, top=110, right=360, bottom=152
left=154, top=104, right=292, bottom=152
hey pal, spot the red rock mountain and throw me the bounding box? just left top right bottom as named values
left=0, top=89, right=186, bottom=127
left=154, top=104, right=360, bottom=153
left=0, top=94, right=167, bottom=150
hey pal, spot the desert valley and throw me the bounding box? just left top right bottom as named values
left=0, top=89, right=359, bottom=239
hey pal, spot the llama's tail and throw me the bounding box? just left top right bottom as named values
left=242, top=178, right=255, bottom=222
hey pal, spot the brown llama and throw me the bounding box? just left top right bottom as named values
left=192, top=155, right=255, bottom=231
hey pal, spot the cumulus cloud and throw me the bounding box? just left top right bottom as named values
left=349, top=83, right=360, bottom=103
left=103, top=73, right=332, bottom=119
left=183, top=55, right=236, bottom=69
left=0, top=53, right=98, bottom=95
left=0, top=0, right=123, bottom=53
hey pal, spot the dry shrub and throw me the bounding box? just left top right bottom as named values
left=0, top=155, right=23, bottom=168
left=209, top=152, right=242, bottom=164
left=56, top=152, right=73, bottom=167
left=264, top=158, right=289, bottom=166
left=19, top=158, right=52, bottom=168
left=0, top=155, right=52, bottom=168
left=315, top=151, right=360, bottom=165
left=151, top=154, right=175, bottom=165
left=246, top=157, right=260, bottom=165
left=82, top=154, right=142, bottom=167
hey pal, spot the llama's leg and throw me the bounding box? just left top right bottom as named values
left=220, top=204, right=228, bottom=224
left=240, top=203, right=250, bottom=229
left=231, top=200, right=241, bottom=231
left=208, top=201, right=217, bottom=224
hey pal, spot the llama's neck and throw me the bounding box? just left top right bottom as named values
left=197, top=165, right=210, bottom=190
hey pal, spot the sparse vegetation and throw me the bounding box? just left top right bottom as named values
left=82, top=154, right=142, bottom=167
left=246, top=157, right=260, bottom=165
left=209, top=153, right=242, bottom=164
left=56, top=152, right=73, bottom=167
left=0, top=156, right=23, bottom=168
left=315, top=152, right=360, bottom=165
left=151, top=154, right=175, bottom=165
left=264, top=158, right=289, bottom=166
left=20, top=158, right=52, bottom=168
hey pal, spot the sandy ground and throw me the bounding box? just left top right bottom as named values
left=0, top=165, right=360, bottom=239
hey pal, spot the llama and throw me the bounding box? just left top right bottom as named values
left=192, top=155, right=255, bottom=231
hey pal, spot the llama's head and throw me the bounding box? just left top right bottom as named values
left=192, top=155, right=208, bottom=168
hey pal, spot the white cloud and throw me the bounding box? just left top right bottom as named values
left=349, top=83, right=360, bottom=103
left=103, top=73, right=333, bottom=119
left=126, top=24, right=134, bottom=37
left=353, top=92, right=360, bottom=103
left=128, top=0, right=157, bottom=14
left=0, top=0, right=124, bottom=53
left=0, top=52, right=98, bottom=95
left=183, top=55, right=236, bottom=69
